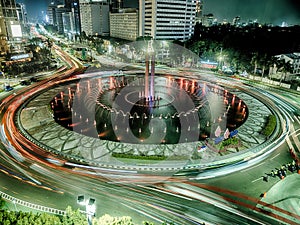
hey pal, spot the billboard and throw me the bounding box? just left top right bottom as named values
left=11, top=24, right=22, bottom=37
left=200, top=60, right=218, bottom=69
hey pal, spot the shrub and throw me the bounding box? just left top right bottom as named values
left=262, top=115, right=277, bottom=137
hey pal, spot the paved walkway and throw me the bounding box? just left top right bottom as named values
left=258, top=173, right=300, bottom=224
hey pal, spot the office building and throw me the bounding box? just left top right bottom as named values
left=16, top=3, right=28, bottom=30
left=63, top=0, right=80, bottom=34
left=0, top=0, right=23, bottom=53
left=79, top=0, right=110, bottom=36
left=110, top=8, right=138, bottom=41
left=195, top=0, right=203, bottom=23
left=111, top=0, right=123, bottom=13
left=55, top=5, right=68, bottom=34
left=47, top=2, right=59, bottom=26
left=275, top=53, right=300, bottom=77
left=0, top=4, right=9, bottom=54
left=139, top=0, right=196, bottom=41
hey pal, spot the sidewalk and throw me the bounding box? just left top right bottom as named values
left=258, top=173, right=300, bottom=224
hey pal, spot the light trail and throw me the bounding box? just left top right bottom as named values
left=164, top=184, right=266, bottom=225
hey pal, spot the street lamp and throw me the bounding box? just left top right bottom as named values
left=12, top=200, right=17, bottom=211
left=77, top=195, right=96, bottom=225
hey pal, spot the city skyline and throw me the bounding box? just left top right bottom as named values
left=1, top=1, right=300, bottom=225
left=203, top=0, right=300, bottom=26
left=17, top=0, right=300, bottom=26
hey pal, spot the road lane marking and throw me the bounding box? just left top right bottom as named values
left=270, top=153, right=280, bottom=160
left=251, top=177, right=263, bottom=183
left=240, top=162, right=264, bottom=172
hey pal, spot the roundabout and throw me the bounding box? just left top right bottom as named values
left=16, top=69, right=282, bottom=176
left=2, top=40, right=286, bottom=178
left=0, top=40, right=296, bottom=225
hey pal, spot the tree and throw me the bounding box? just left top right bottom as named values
left=136, top=36, right=152, bottom=42
left=278, top=59, right=293, bottom=85
left=250, top=52, right=259, bottom=75
left=266, top=56, right=278, bottom=80
left=93, top=214, right=134, bottom=225
left=61, top=206, right=86, bottom=225
left=258, top=54, right=269, bottom=79
left=0, top=197, right=6, bottom=209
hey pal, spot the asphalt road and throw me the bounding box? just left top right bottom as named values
left=0, top=46, right=299, bottom=224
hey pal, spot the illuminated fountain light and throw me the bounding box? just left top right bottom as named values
left=242, top=106, right=246, bottom=114
left=238, top=99, right=242, bottom=109
left=232, top=95, right=236, bottom=106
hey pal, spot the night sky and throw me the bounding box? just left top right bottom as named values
left=18, top=0, right=300, bottom=26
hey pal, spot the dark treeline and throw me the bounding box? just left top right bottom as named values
left=191, top=23, right=300, bottom=56
left=186, top=23, right=300, bottom=77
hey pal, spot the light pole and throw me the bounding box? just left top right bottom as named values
left=77, top=195, right=96, bottom=225
left=12, top=200, right=17, bottom=211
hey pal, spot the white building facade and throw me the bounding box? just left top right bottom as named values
left=79, top=0, right=109, bottom=36
left=139, top=0, right=196, bottom=41
left=272, top=53, right=300, bottom=82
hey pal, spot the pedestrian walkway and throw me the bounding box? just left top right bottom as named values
left=258, top=173, right=300, bottom=224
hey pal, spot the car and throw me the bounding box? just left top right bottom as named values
left=30, top=77, right=38, bottom=82
left=197, top=145, right=207, bottom=152
left=4, top=85, right=13, bottom=92
left=20, top=80, right=31, bottom=85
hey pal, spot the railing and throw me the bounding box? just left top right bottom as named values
left=0, top=190, right=66, bottom=216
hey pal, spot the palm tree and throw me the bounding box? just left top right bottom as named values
left=258, top=54, right=269, bottom=80
left=250, top=52, right=259, bottom=78
left=267, top=56, right=278, bottom=81
left=278, top=59, right=293, bottom=85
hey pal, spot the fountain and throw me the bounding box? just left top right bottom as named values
left=50, top=40, right=249, bottom=145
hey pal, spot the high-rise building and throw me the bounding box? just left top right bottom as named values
left=62, top=11, right=74, bottom=33
left=79, top=0, right=110, bottom=36
left=47, top=0, right=80, bottom=37
left=195, top=0, right=203, bottom=23
left=202, top=13, right=214, bottom=27
left=56, top=5, right=68, bottom=34
left=62, top=0, right=80, bottom=34
left=233, top=16, right=241, bottom=26
left=139, top=0, right=196, bottom=41
left=47, top=2, right=59, bottom=26
left=0, top=4, right=9, bottom=54
left=70, top=0, right=81, bottom=34
left=16, top=3, right=28, bottom=27
left=110, top=8, right=138, bottom=41
left=111, top=0, right=123, bottom=13
left=0, top=0, right=23, bottom=53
